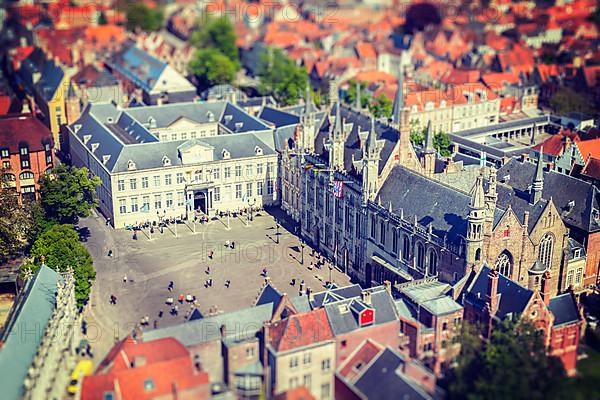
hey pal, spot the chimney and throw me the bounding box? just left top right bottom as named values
left=541, top=271, right=551, bottom=306
left=523, top=211, right=529, bottom=230
left=383, top=280, right=392, bottom=295
left=361, top=290, right=372, bottom=305
left=486, top=269, right=499, bottom=315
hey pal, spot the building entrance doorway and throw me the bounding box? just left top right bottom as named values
left=194, top=191, right=207, bottom=214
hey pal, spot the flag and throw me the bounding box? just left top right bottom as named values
left=332, top=181, right=344, bottom=198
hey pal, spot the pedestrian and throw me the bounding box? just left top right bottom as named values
left=108, top=249, right=113, bottom=257
left=132, top=232, right=137, bottom=240
left=153, top=320, right=158, bottom=329
left=231, top=241, right=235, bottom=249
left=206, top=266, right=210, bottom=274
left=179, top=294, right=185, bottom=303
left=123, top=275, right=128, bottom=284
left=109, top=294, right=115, bottom=304
left=225, top=280, right=231, bottom=288
left=225, top=240, right=230, bottom=247
left=158, top=310, right=163, bottom=318
left=262, top=268, right=268, bottom=277
left=291, top=278, right=296, bottom=286
left=309, top=262, right=313, bottom=270
left=209, top=278, right=213, bottom=287
left=168, top=281, right=174, bottom=291
left=208, top=250, right=214, bottom=259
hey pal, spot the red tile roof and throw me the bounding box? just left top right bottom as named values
left=355, top=42, right=377, bottom=60
left=532, top=130, right=580, bottom=157
left=268, top=309, right=333, bottom=352
left=441, top=69, right=481, bottom=85
left=82, top=336, right=210, bottom=400
left=576, top=138, right=600, bottom=162
left=481, top=72, right=520, bottom=90
left=338, top=339, right=383, bottom=381
left=581, top=65, right=600, bottom=88
left=581, top=157, right=600, bottom=180
left=354, top=70, right=396, bottom=84
left=0, top=114, right=53, bottom=153
left=274, top=386, right=316, bottom=400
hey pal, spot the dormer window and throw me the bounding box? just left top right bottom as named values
left=224, top=115, right=232, bottom=123
left=73, top=124, right=82, bottom=133
left=19, top=147, right=28, bottom=155
left=91, top=143, right=99, bottom=153
left=102, top=155, right=111, bottom=165
left=162, top=156, right=171, bottom=166
left=206, top=111, right=215, bottom=122
left=127, top=160, right=136, bottom=170
left=573, top=248, right=582, bottom=258
left=235, top=122, right=243, bottom=131
left=148, top=116, right=157, bottom=129
left=255, top=146, right=263, bottom=156
left=425, top=102, right=434, bottom=111
left=222, top=149, right=230, bottom=159
left=83, top=135, right=91, bottom=144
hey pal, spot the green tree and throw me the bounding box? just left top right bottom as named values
left=410, top=120, right=425, bottom=146
left=258, top=47, right=308, bottom=106
left=26, top=201, right=55, bottom=245
left=26, top=224, right=95, bottom=306
left=449, top=318, right=567, bottom=400
left=39, top=164, right=101, bottom=225
left=190, top=16, right=239, bottom=68
left=434, top=131, right=452, bottom=157
left=189, top=48, right=236, bottom=86
left=550, top=87, right=595, bottom=116
left=125, top=3, right=163, bottom=32
left=346, top=80, right=369, bottom=108
left=369, top=94, right=393, bottom=118
left=0, top=173, right=32, bottom=263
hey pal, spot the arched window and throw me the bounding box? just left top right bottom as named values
left=402, top=235, right=411, bottom=261
left=475, top=248, right=481, bottom=261
left=495, top=251, right=513, bottom=277
left=20, top=171, right=34, bottom=180
left=380, top=221, right=386, bottom=245
left=415, top=242, right=425, bottom=271
left=3, top=173, right=16, bottom=181
left=392, top=229, right=399, bottom=254
left=427, top=250, right=438, bottom=276
left=539, top=233, right=554, bottom=269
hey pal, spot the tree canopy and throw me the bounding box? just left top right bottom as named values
left=448, top=319, right=567, bottom=400
left=550, top=87, right=595, bottom=117
left=0, top=174, right=32, bottom=263
left=346, top=80, right=370, bottom=109
left=26, top=224, right=95, bottom=306
left=434, top=131, right=452, bottom=157
left=189, top=48, right=237, bottom=86
left=258, top=47, right=308, bottom=106
left=191, top=16, right=240, bottom=68
left=39, top=164, right=101, bottom=225
left=125, top=3, right=163, bottom=32
left=369, top=94, right=393, bottom=119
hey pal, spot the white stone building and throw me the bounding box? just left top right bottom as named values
left=68, top=101, right=278, bottom=228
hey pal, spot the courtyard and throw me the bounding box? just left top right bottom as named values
left=80, top=207, right=350, bottom=361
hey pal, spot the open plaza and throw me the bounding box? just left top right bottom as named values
left=81, top=207, right=350, bottom=360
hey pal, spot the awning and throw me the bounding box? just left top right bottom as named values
left=371, top=255, right=413, bottom=281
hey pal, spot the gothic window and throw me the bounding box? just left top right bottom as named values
left=427, top=250, right=438, bottom=276
left=402, top=235, right=410, bottom=261
left=379, top=221, right=386, bottom=245
left=495, top=251, right=512, bottom=277
left=415, top=242, right=425, bottom=271
left=475, top=248, right=481, bottom=261
left=539, top=233, right=554, bottom=269
left=392, top=229, right=399, bottom=254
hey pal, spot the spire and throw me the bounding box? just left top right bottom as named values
left=333, top=101, right=343, bottom=139
left=531, top=145, right=544, bottom=204
left=424, top=120, right=434, bottom=153
left=469, top=175, right=486, bottom=210
left=304, top=84, right=314, bottom=115
left=355, top=81, right=361, bottom=110
left=392, top=70, right=404, bottom=125
left=67, top=80, right=76, bottom=99
left=366, top=116, right=378, bottom=156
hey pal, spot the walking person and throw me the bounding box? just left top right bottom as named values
left=231, top=241, right=235, bottom=249
left=123, top=275, right=128, bottom=285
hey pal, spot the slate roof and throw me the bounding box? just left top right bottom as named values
left=398, top=281, right=462, bottom=318
left=353, top=348, right=434, bottom=400
left=108, top=43, right=166, bottom=92
left=567, top=237, right=586, bottom=260
left=143, top=303, right=274, bottom=346
left=0, top=266, right=60, bottom=400
left=259, top=106, right=300, bottom=128
left=254, top=283, right=311, bottom=313
left=34, top=60, right=65, bottom=101
left=70, top=101, right=274, bottom=173
left=323, top=287, right=398, bottom=336
left=548, top=293, right=580, bottom=327
left=310, top=284, right=363, bottom=308
left=463, top=265, right=533, bottom=319
left=315, top=104, right=398, bottom=177
left=377, top=166, right=504, bottom=245
left=495, top=183, right=549, bottom=233
left=498, top=157, right=600, bottom=233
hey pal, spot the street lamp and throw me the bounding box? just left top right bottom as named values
left=328, top=263, right=333, bottom=285
left=276, top=221, right=280, bottom=244
left=300, top=240, right=305, bottom=265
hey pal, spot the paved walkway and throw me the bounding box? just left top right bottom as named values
left=80, top=208, right=349, bottom=362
